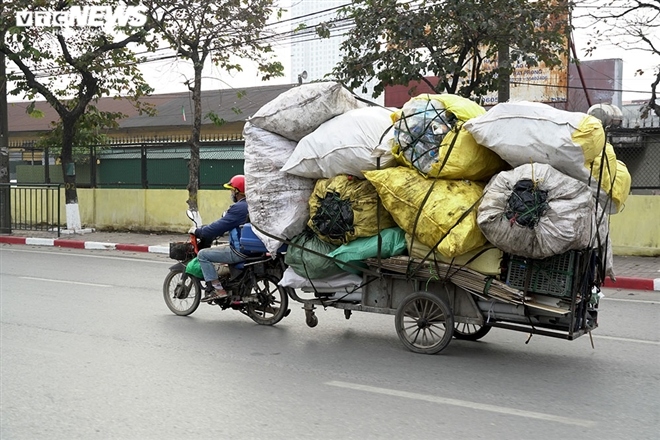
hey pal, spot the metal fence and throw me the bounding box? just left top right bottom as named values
left=0, top=183, right=61, bottom=236
left=610, top=129, right=660, bottom=191
left=10, top=139, right=245, bottom=189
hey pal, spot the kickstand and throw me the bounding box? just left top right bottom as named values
left=525, top=333, right=533, bottom=344
left=589, top=331, right=595, bottom=349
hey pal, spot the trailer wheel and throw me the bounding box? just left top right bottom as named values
left=453, top=323, right=492, bottom=341
left=306, top=314, right=318, bottom=328
left=395, top=291, right=453, bottom=354
left=305, top=309, right=318, bottom=328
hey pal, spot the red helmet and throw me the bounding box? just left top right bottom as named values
left=223, top=174, right=245, bottom=193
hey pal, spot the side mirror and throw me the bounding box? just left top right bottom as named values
left=186, top=209, right=203, bottom=228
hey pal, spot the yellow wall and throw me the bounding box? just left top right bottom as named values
left=609, top=195, right=660, bottom=256
left=77, top=188, right=232, bottom=231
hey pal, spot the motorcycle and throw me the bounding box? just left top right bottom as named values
left=162, top=211, right=291, bottom=326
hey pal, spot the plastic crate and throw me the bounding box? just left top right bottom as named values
left=506, top=251, right=576, bottom=297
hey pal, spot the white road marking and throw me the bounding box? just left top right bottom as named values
left=601, top=298, right=658, bottom=304
left=326, top=381, right=596, bottom=427
left=592, top=335, right=660, bottom=345
left=20, top=276, right=112, bottom=288
left=3, top=248, right=169, bottom=264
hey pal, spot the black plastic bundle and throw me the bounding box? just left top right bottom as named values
left=505, top=179, right=549, bottom=228
left=310, top=192, right=355, bottom=242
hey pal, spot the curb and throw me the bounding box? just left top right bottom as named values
left=603, top=276, right=660, bottom=292
left=0, top=236, right=169, bottom=255
left=3, top=235, right=658, bottom=292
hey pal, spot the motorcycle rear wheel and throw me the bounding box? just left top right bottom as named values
left=246, top=274, right=289, bottom=326
left=163, top=268, right=201, bottom=316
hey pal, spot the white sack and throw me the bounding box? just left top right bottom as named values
left=243, top=123, right=315, bottom=254
left=477, top=163, right=595, bottom=259
left=279, top=266, right=363, bottom=290
left=464, top=101, right=605, bottom=183
left=248, top=82, right=365, bottom=141
left=281, top=106, right=397, bottom=179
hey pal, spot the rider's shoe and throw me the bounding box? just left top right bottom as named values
left=202, top=289, right=228, bottom=302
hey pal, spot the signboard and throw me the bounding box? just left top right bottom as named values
left=472, top=5, right=570, bottom=105
left=480, top=56, right=569, bottom=105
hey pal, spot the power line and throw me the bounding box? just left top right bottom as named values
left=5, top=1, right=655, bottom=98
left=5, top=5, right=354, bottom=78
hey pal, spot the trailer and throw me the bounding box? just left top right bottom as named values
left=286, top=248, right=601, bottom=354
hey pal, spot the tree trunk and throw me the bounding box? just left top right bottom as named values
left=497, top=41, right=510, bottom=104
left=186, top=62, right=204, bottom=214
left=61, top=116, right=82, bottom=231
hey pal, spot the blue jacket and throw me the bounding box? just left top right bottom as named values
left=194, top=198, right=249, bottom=253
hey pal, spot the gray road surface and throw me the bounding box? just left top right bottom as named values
left=1, top=245, right=659, bottom=440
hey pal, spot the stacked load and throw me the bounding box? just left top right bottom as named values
left=464, top=101, right=631, bottom=278
left=244, top=82, right=366, bottom=255
left=244, top=84, right=629, bottom=288
left=383, top=93, right=507, bottom=180
left=463, top=101, right=631, bottom=215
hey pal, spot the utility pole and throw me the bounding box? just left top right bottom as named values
left=0, top=28, right=11, bottom=233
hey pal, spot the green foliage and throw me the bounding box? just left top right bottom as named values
left=143, top=0, right=285, bottom=209
left=0, top=0, right=157, bottom=181
left=34, top=104, right=124, bottom=163
left=144, top=0, right=285, bottom=82
left=318, top=0, right=570, bottom=100
left=205, top=111, right=226, bottom=127
left=1, top=0, right=156, bottom=105
left=315, top=22, right=330, bottom=39
left=26, top=101, right=45, bottom=119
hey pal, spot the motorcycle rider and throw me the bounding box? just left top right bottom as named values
left=189, top=174, right=250, bottom=302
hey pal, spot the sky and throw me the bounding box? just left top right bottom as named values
left=5, top=1, right=658, bottom=105
left=569, top=4, right=658, bottom=104
left=119, top=6, right=660, bottom=105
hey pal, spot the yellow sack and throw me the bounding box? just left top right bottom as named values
left=574, top=115, right=607, bottom=163
left=588, top=142, right=618, bottom=195
left=390, top=94, right=507, bottom=181
left=588, top=144, right=631, bottom=214
left=308, top=175, right=396, bottom=245
left=363, top=167, right=487, bottom=258
left=611, top=160, right=631, bottom=213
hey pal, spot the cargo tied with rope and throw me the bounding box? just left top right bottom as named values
left=243, top=84, right=614, bottom=354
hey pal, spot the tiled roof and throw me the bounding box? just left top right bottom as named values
left=8, top=83, right=296, bottom=133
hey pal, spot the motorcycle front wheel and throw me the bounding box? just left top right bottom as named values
left=246, top=274, right=289, bottom=326
left=163, top=268, right=202, bottom=316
